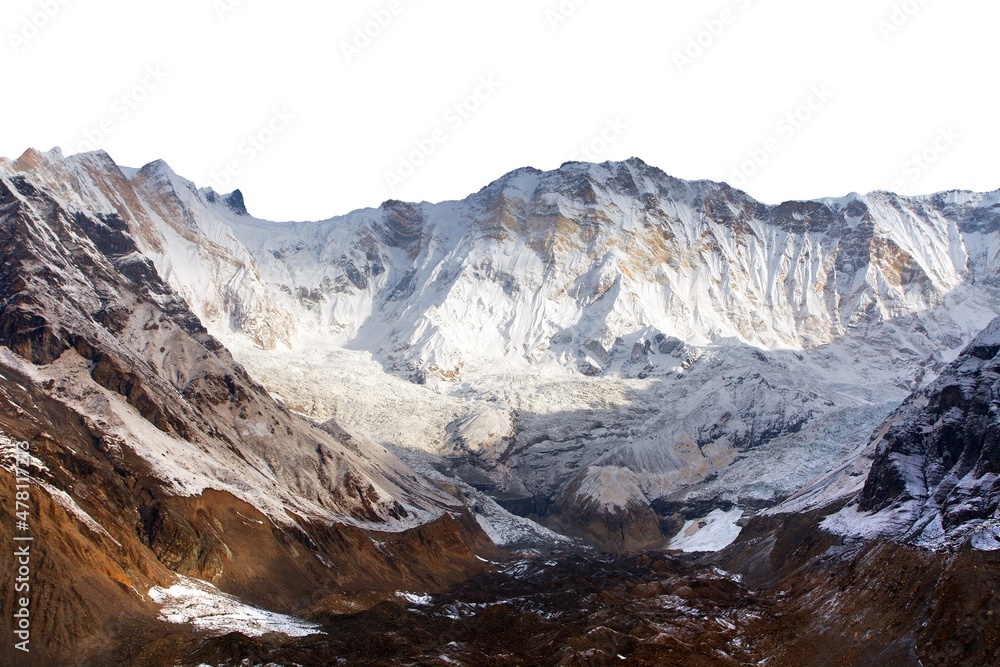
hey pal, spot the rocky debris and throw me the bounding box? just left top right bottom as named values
left=546, top=495, right=666, bottom=553
left=102, top=531, right=1000, bottom=667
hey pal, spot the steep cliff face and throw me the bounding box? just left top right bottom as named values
left=7, top=148, right=293, bottom=351
left=844, top=317, right=1000, bottom=550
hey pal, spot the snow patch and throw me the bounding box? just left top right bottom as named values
left=397, top=592, right=433, bottom=606
left=149, top=576, right=324, bottom=637
left=820, top=502, right=920, bottom=542
left=971, top=522, right=1000, bottom=552
left=39, top=482, right=121, bottom=547
left=670, top=508, right=743, bottom=553
left=669, top=508, right=744, bottom=553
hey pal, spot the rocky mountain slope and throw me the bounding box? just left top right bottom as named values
left=828, top=316, right=1000, bottom=550
left=715, top=321, right=1000, bottom=667
left=0, top=153, right=496, bottom=665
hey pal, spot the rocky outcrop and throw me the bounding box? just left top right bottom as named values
left=855, top=317, right=1000, bottom=547
left=546, top=495, right=665, bottom=553
left=721, top=511, right=1000, bottom=667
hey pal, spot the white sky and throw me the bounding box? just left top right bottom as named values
left=1, top=0, right=997, bottom=221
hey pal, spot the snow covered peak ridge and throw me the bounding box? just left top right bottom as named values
left=8, top=147, right=246, bottom=221
left=4, top=147, right=1000, bottom=378
left=475, top=157, right=723, bottom=210
left=2, top=146, right=295, bottom=351
left=254, top=158, right=995, bottom=375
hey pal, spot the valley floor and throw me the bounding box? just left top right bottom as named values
left=113, top=527, right=1000, bottom=667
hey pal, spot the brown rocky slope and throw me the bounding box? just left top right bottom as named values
left=0, top=162, right=497, bottom=665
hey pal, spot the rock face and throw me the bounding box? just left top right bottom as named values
left=0, top=153, right=496, bottom=664
left=854, top=317, right=1000, bottom=549
left=708, top=316, right=1000, bottom=666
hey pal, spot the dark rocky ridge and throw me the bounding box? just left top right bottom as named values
left=860, top=317, right=1000, bottom=541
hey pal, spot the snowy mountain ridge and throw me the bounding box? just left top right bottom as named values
left=0, top=149, right=464, bottom=534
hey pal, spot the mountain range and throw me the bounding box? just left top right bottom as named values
left=1, top=147, right=998, bottom=665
